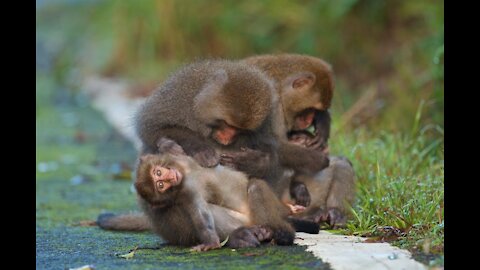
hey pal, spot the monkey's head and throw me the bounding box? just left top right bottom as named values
left=135, top=154, right=188, bottom=207
left=193, top=63, right=276, bottom=146
left=243, top=54, right=334, bottom=131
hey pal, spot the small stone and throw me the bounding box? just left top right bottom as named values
left=388, top=253, right=398, bottom=260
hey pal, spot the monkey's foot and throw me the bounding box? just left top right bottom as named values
left=303, top=208, right=347, bottom=229
left=327, top=208, right=347, bottom=229
left=227, top=225, right=273, bottom=248
left=272, top=228, right=295, bottom=245
left=190, top=242, right=221, bottom=252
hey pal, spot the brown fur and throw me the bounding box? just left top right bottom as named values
left=135, top=153, right=295, bottom=250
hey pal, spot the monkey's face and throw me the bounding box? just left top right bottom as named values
left=292, top=108, right=316, bottom=131
left=210, top=120, right=240, bottom=146
left=135, top=154, right=186, bottom=207
left=151, top=165, right=183, bottom=193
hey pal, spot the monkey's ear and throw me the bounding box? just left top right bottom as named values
left=139, top=154, right=155, bottom=162
left=285, top=72, right=316, bottom=90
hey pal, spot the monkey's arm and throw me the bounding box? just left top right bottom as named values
left=219, top=147, right=276, bottom=180
left=278, top=142, right=329, bottom=175
left=184, top=194, right=221, bottom=251
left=154, top=127, right=219, bottom=167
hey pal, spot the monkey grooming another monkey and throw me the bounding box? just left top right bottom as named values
left=98, top=59, right=321, bottom=238
left=242, top=53, right=356, bottom=228
left=134, top=152, right=300, bottom=251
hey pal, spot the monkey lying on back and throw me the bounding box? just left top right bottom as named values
left=242, top=54, right=356, bottom=228
left=134, top=151, right=320, bottom=251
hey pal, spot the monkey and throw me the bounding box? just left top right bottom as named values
left=133, top=152, right=307, bottom=251
left=98, top=59, right=324, bottom=238
left=242, top=53, right=356, bottom=228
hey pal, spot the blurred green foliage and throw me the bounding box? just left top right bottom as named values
left=37, top=0, right=443, bottom=133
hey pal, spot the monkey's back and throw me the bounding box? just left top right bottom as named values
left=134, top=59, right=275, bottom=152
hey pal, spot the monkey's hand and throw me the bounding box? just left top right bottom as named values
left=290, top=181, right=311, bottom=207
left=192, top=147, right=220, bottom=168
left=191, top=241, right=221, bottom=252
left=285, top=203, right=306, bottom=214
left=157, top=137, right=186, bottom=155
left=219, top=148, right=270, bottom=177
left=289, top=133, right=329, bottom=154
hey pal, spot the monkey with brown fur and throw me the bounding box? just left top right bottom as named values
left=242, top=53, right=356, bottom=228
left=134, top=151, right=304, bottom=251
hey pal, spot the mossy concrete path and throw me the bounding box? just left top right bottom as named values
left=77, top=77, right=428, bottom=270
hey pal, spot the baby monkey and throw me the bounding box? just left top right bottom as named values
left=135, top=151, right=305, bottom=251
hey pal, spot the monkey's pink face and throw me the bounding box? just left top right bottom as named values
left=293, top=109, right=315, bottom=130
left=211, top=121, right=239, bottom=145
left=151, top=165, right=183, bottom=193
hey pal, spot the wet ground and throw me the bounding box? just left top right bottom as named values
left=35, top=73, right=331, bottom=269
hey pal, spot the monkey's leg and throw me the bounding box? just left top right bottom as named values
left=186, top=198, right=222, bottom=251
left=296, top=156, right=356, bottom=228
left=246, top=179, right=295, bottom=245
left=97, top=212, right=151, bottom=231
left=323, top=156, right=356, bottom=228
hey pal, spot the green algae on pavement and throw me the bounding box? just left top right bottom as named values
left=36, top=75, right=331, bottom=270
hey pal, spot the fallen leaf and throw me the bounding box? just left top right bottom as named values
left=220, top=236, right=229, bottom=247
left=117, top=246, right=138, bottom=260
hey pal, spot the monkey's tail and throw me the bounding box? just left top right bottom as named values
left=286, top=217, right=320, bottom=234
left=97, top=212, right=152, bottom=232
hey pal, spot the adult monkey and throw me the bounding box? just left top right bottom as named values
left=98, top=59, right=325, bottom=240
left=242, top=53, right=356, bottom=228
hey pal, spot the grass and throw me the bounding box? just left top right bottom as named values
left=329, top=108, right=444, bottom=266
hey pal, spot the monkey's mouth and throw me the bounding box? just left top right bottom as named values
left=170, top=169, right=182, bottom=185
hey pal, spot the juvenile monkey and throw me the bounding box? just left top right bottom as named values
left=134, top=152, right=298, bottom=250
left=242, top=54, right=356, bottom=228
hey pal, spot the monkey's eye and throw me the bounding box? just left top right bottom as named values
left=156, top=170, right=162, bottom=176
left=156, top=181, right=164, bottom=190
